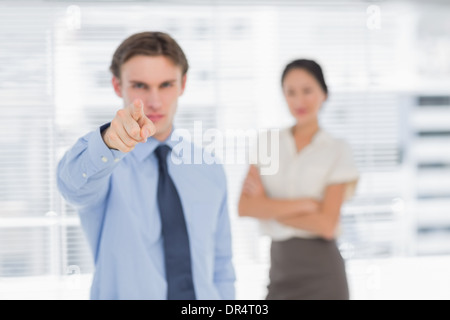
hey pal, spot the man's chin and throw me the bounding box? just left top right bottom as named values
left=152, top=125, right=172, bottom=142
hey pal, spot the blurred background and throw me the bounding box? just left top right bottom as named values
left=1, top=0, right=450, bottom=300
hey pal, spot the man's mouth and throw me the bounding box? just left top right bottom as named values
left=147, top=114, right=164, bottom=122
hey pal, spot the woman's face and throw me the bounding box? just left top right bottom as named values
left=282, top=68, right=327, bottom=127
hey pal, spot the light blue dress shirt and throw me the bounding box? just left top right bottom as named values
left=56, top=126, right=236, bottom=300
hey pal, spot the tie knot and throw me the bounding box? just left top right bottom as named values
left=154, top=144, right=171, bottom=169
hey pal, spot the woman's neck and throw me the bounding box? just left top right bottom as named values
left=293, top=119, right=320, bottom=141
left=291, top=119, right=320, bottom=153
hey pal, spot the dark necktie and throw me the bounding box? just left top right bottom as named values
left=154, top=144, right=196, bottom=300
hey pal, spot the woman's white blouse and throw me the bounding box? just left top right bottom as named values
left=254, top=126, right=360, bottom=241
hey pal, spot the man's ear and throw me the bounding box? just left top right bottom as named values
left=112, top=76, right=123, bottom=98
left=179, top=74, right=187, bottom=96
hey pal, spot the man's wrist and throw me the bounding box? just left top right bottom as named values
left=100, top=122, right=112, bottom=148
left=100, top=122, right=111, bottom=135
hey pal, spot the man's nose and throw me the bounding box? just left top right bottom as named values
left=145, top=90, right=162, bottom=110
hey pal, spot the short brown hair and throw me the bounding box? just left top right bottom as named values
left=109, top=31, right=189, bottom=79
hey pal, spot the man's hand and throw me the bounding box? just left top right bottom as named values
left=102, top=99, right=156, bottom=152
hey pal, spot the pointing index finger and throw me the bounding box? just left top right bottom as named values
left=129, top=98, right=144, bottom=121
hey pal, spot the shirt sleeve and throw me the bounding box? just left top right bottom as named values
left=56, top=126, right=126, bottom=210
left=213, top=168, right=236, bottom=299
left=327, top=140, right=360, bottom=200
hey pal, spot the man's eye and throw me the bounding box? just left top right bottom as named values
left=133, top=83, right=146, bottom=89
left=161, top=83, right=173, bottom=88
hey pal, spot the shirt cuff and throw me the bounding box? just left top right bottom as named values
left=87, top=124, right=126, bottom=170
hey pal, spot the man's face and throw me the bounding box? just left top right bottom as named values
left=112, top=55, right=186, bottom=141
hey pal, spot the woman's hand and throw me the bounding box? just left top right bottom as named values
left=298, top=198, right=320, bottom=215
left=238, top=165, right=324, bottom=220
left=242, top=165, right=266, bottom=198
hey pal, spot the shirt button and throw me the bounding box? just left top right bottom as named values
left=101, top=156, right=108, bottom=163
left=114, top=158, right=121, bottom=162
left=82, top=173, right=87, bottom=178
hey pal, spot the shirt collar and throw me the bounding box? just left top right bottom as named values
left=132, top=126, right=186, bottom=162
left=285, top=125, right=331, bottom=153
left=310, top=128, right=330, bottom=145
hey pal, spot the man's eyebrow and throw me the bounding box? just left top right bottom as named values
left=130, top=80, right=148, bottom=85
left=160, top=79, right=177, bottom=84
left=129, top=79, right=177, bottom=85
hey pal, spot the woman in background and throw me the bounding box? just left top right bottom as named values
left=238, top=59, right=359, bottom=300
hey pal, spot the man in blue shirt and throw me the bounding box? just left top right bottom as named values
left=56, top=31, right=236, bottom=300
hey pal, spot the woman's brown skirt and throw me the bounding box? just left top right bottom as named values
left=266, top=237, right=349, bottom=300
